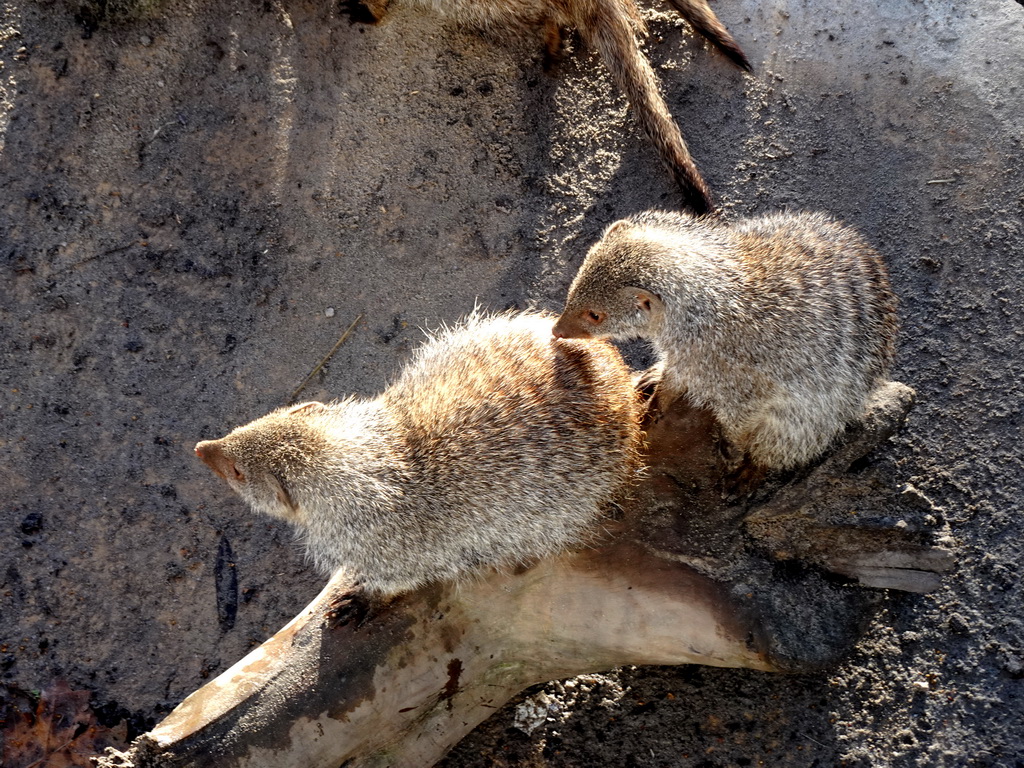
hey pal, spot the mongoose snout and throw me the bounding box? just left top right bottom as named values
left=195, top=440, right=233, bottom=481
left=551, top=317, right=593, bottom=339
left=553, top=302, right=623, bottom=338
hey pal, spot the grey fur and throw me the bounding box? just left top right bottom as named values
left=553, top=210, right=899, bottom=469
left=357, top=0, right=750, bottom=213
left=196, top=311, right=642, bottom=596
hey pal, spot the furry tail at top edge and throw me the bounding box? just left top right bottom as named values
left=580, top=0, right=714, bottom=213
left=664, top=0, right=751, bottom=71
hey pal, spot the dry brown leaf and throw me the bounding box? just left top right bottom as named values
left=1, top=680, right=127, bottom=768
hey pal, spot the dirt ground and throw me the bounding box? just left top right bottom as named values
left=1, top=0, right=1022, bottom=765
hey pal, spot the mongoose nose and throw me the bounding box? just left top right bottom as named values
left=552, top=326, right=566, bottom=339
left=195, top=440, right=227, bottom=478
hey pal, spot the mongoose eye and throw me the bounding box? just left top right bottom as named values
left=232, top=465, right=246, bottom=483
left=585, top=310, right=605, bottom=326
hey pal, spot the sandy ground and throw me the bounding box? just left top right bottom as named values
left=1, top=0, right=1022, bottom=765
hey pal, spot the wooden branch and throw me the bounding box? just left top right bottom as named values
left=742, top=383, right=955, bottom=593
left=97, top=547, right=773, bottom=768
left=97, top=379, right=952, bottom=768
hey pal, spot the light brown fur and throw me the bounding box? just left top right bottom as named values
left=554, top=210, right=899, bottom=470
left=351, top=0, right=750, bottom=213
left=196, top=311, right=643, bottom=596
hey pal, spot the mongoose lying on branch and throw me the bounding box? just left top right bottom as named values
left=554, top=210, right=898, bottom=470
left=346, top=0, right=751, bottom=212
left=196, top=311, right=642, bottom=596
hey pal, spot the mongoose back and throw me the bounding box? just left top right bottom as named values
left=553, top=210, right=898, bottom=470
left=350, top=0, right=751, bottom=213
left=195, top=311, right=642, bottom=596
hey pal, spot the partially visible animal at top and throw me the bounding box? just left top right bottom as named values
left=346, top=0, right=751, bottom=213
left=553, top=209, right=899, bottom=470
left=195, top=311, right=643, bottom=597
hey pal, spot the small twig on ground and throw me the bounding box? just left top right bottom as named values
left=151, top=121, right=179, bottom=141
left=289, top=314, right=362, bottom=403
left=798, top=732, right=829, bottom=749
left=54, top=240, right=145, bottom=275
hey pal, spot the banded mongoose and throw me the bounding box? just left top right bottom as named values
left=195, top=311, right=643, bottom=596
left=553, top=210, right=899, bottom=470
left=347, top=0, right=751, bottom=213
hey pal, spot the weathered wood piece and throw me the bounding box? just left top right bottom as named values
left=742, top=383, right=955, bottom=593
left=96, top=380, right=951, bottom=768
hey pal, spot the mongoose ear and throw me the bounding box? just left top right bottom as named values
left=195, top=440, right=244, bottom=483
left=631, top=288, right=660, bottom=315
left=604, top=219, right=634, bottom=238
left=268, top=474, right=296, bottom=514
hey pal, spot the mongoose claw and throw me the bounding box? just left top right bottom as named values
left=721, top=459, right=768, bottom=502
left=325, top=587, right=373, bottom=629
left=632, top=363, right=664, bottom=400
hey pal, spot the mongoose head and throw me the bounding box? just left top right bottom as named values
left=195, top=401, right=331, bottom=524
left=553, top=219, right=666, bottom=341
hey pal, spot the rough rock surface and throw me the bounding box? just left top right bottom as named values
left=0, top=0, right=1021, bottom=765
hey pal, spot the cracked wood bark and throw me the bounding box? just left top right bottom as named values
left=97, top=380, right=951, bottom=768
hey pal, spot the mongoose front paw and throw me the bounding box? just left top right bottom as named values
left=721, top=457, right=768, bottom=502
left=633, top=363, right=664, bottom=401
left=325, top=587, right=374, bottom=629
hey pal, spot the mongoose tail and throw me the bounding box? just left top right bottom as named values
left=580, top=1, right=714, bottom=213
left=664, top=0, right=751, bottom=71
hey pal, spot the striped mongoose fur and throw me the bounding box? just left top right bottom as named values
left=196, top=311, right=643, bottom=596
left=553, top=210, right=898, bottom=469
